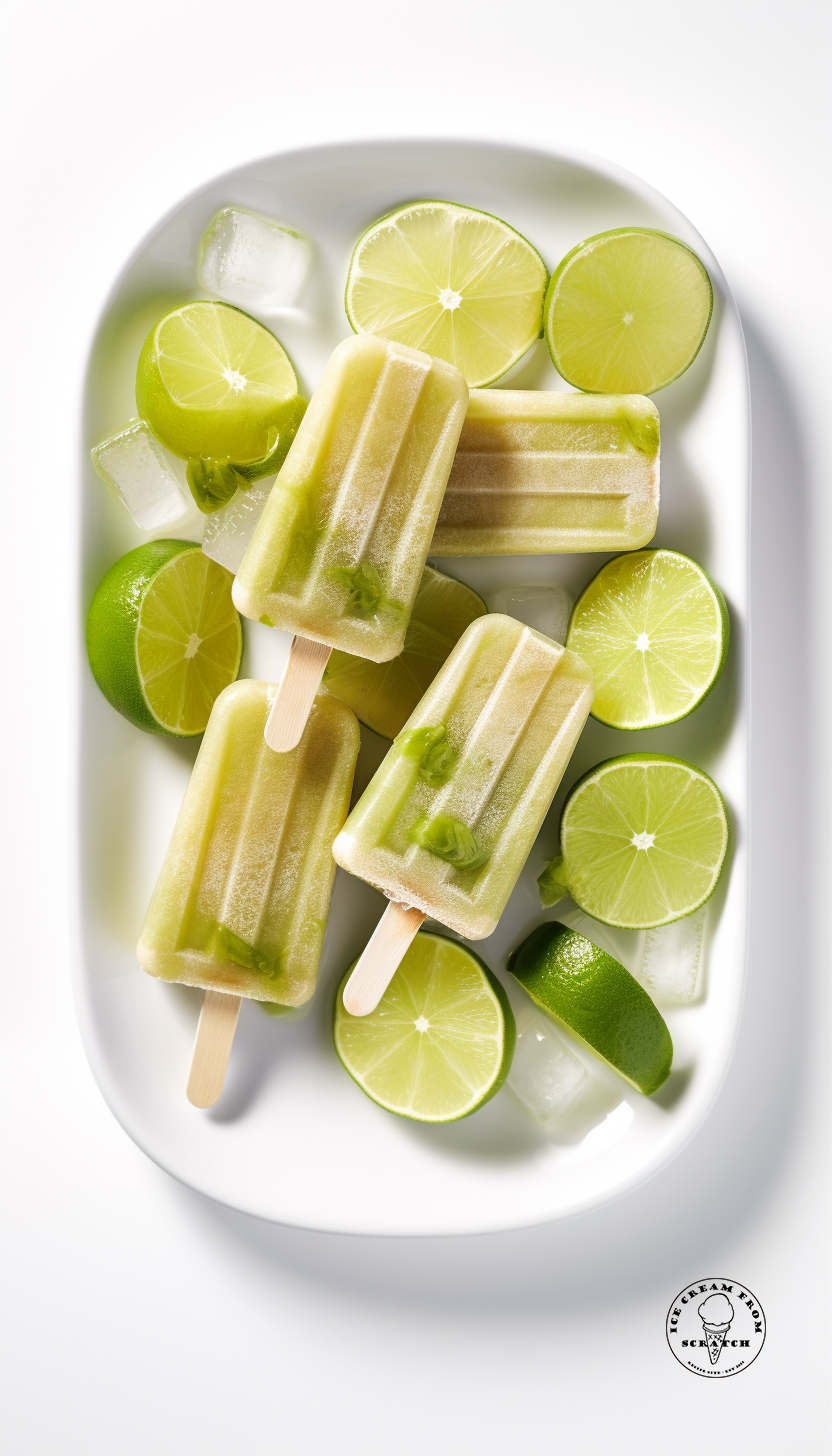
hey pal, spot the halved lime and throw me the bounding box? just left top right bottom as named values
left=566, top=549, right=729, bottom=729
left=86, top=541, right=242, bottom=736
left=334, top=932, right=515, bottom=1122
left=539, top=753, right=729, bottom=928
left=136, top=300, right=299, bottom=462
left=544, top=228, right=713, bottom=394
left=323, top=566, right=486, bottom=737
left=508, top=922, right=672, bottom=1095
left=345, top=200, right=548, bottom=387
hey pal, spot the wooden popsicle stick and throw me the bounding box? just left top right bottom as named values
left=342, top=901, right=427, bottom=1016
left=264, top=635, right=332, bottom=753
left=186, top=990, right=243, bottom=1107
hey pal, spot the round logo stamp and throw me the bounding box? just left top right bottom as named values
left=666, top=1279, right=766, bottom=1377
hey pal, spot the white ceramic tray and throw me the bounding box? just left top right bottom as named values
left=75, top=140, right=748, bottom=1235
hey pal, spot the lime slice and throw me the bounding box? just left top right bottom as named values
left=345, top=200, right=548, bottom=387
left=566, top=549, right=729, bottom=729
left=539, top=754, right=729, bottom=928
left=323, top=566, right=486, bottom=737
left=86, top=541, right=242, bottom=736
left=136, top=300, right=299, bottom=463
left=333, top=932, right=515, bottom=1122
left=508, top=922, right=672, bottom=1095
left=544, top=228, right=713, bottom=394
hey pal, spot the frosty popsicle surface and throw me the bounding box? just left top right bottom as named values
left=431, top=390, right=659, bottom=555
left=333, top=614, right=594, bottom=941
left=137, top=679, right=359, bottom=1006
left=233, top=333, right=468, bottom=663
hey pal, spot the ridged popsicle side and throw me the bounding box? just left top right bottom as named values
left=431, top=390, right=659, bottom=555
left=333, top=614, right=594, bottom=939
left=137, top=680, right=359, bottom=1003
left=233, top=334, right=468, bottom=661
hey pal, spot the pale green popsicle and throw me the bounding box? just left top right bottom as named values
left=137, top=680, right=359, bottom=1005
left=232, top=333, right=468, bottom=663
left=431, top=390, right=659, bottom=555
left=332, top=614, right=594, bottom=940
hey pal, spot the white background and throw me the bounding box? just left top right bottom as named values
left=1, top=1, right=829, bottom=1452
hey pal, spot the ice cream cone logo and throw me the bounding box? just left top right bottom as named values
left=698, top=1293, right=734, bottom=1362
left=666, top=1278, right=765, bottom=1378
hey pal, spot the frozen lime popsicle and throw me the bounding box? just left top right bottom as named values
left=431, top=390, right=659, bottom=555
left=232, top=334, right=468, bottom=751
left=333, top=614, right=594, bottom=1014
left=138, top=679, right=359, bottom=1101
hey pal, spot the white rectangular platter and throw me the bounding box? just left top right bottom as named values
left=76, top=140, right=748, bottom=1235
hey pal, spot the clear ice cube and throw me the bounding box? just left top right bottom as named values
left=555, top=902, right=643, bottom=977
left=637, top=905, right=707, bottom=1005
left=202, top=480, right=273, bottom=574
left=91, top=420, right=191, bottom=531
left=508, top=1001, right=589, bottom=1124
left=197, top=207, right=313, bottom=310
left=488, top=584, right=572, bottom=644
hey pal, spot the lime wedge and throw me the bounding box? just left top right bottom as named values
left=323, top=566, right=486, bottom=737
left=334, top=932, right=515, bottom=1122
left=86, top=541, right=242, bottom=736
left=508, top=922, right=672, bottom=1095
left=539, top=753, right=728, bottom=928
left=566, top=549, right=729, bottom=729
left=136, top=300, right=299, bottom=463
left=544, top=228, right=713, bottom=394
left=345, top=200, right=548, bottom=387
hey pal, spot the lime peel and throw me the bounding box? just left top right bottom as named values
left=86, top=541, right=242, bottom=737
left=508, top=921, right=673, bottom=1095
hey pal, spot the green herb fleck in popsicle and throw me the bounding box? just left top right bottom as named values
left=409, top=814, right=490, bottom=869
left=396, top=725, right=458, bottom=786
left=214, top=924, right=282, bottom=979
left=331, top=561, right=404, bottom=622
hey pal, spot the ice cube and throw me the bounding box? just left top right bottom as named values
left=197, top=207, right=313, bottom=311
left=637, top=905, right=707, bottom=1005
left=202, top=480, right=273, bottom=574
left=555, top=901, right=644, bottom=977
left=508, top=1001, right=589, bottom=1124
left=91, top=420, right=191, bottom=531
left=488, top=584, right=572, bottom=644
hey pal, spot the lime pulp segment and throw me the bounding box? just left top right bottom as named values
left=334, top=932, right=515, bottom=1122
left=346, top=200, right=548, bottom=388
left=544, top=228, right=713, bottom=394
left=566, top=549, right=729, bottom=729
left=137, top=549, right=242, bottom=735
left=323, top=566, right=487, bottom=738
left=552, top=753, right=729, bottom=928
left=136, top=300, right=299, bottom=463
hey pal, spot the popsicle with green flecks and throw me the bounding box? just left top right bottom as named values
left=431, top=389, right=659, bottom=555
left=232, top=333, right=468, bottom=752
left=333, top=614, right=594, bottom=1015
left=137, top=679, right=359, bottom=1105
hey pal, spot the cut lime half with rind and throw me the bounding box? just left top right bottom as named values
left=136, top=300, right=299, bottom=463
left=541, top=753, right=729, bottom=929
left=566, top=549, right=729, bottom=729
left=334, top=932, right=515, bottom=1123
left=86, top=541, right=242, bottom=737
left=508, top=921, right=673, bottom=1095
left=345, top=200, right=548, bottom=387
left=544, top=228, right=713, bottom=394
left=323, top=566, right=487, bottom=738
